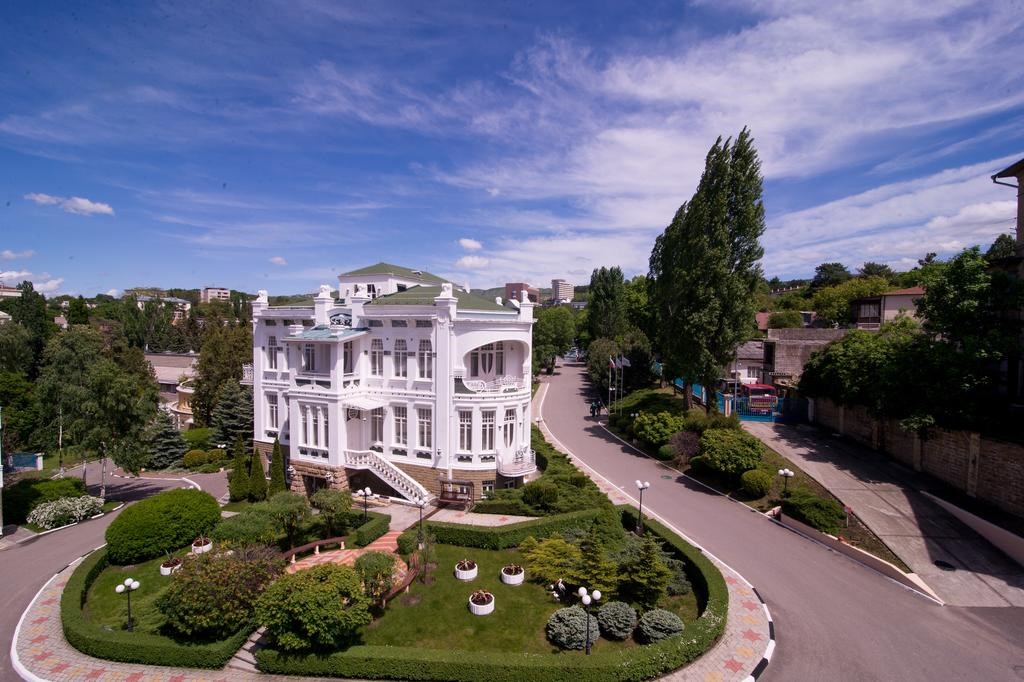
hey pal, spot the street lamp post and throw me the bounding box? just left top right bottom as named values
left=635, top=480, right=650, bottom=535
left=778, top=468, right=794, bottom=495
left=115, top=578, right=140, bottom=631
left=577, top=586, right=601, bottom=655
left=357, top=487, right=375, bottom=522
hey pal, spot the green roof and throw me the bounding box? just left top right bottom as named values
left=367, top=286, right=510, bottom=312
left=341, top=262, right=447, bottom=284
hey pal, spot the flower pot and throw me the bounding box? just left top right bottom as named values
left=454, top=560, right=478, bottom=581
left=160, top=558, right=182, bottom=576
left=468, top=592, right=495, bottom=616
left=192, top=538, right=213, bottom=555
left=500, top=566, right=525, bottom=585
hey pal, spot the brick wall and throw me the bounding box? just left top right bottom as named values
left=812, top=398, right=1024, bottom=519
left=393, top=461, right=511, bottom=501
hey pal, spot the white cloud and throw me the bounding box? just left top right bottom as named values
left=455, top=255, right=490, bottom=269
left=32, top=277, right=64, bottom=294
left=270, top=256, right=288, bottom=266
left=1, top=249, right=34, bottom=260
left=106, top=288, right=120, bottom=297
left=0, top=270, right=32, bottom=280
left=24, top=192, right=114, bottom=216
left=458, top=238, right=482, bottom=251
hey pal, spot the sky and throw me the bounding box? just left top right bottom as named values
left=1, top=0, right=1022, bottom=297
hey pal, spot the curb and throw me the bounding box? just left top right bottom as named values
left=744, top=587, right=776, bottom=682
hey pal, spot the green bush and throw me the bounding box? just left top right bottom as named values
left=213, top=506, right=279, bottom=546
left=782, top=490, right=846, bottom=535
left=61, top=549, right=250, bottom=669
left=104, top=488, right=221, bottom=564
left=636, top=609, right=684, bottom=643
left=208, top=448, right=227, bottom=462
left=768, top=310, right=804, bottom=329
left=697, top=429, right=763, bottom=476
left=183, top=427, right=212, bottom=451
left=256, top=564, right=371, bottom=652
left=183, top=449, right=208, bottom=468
left=522, top=481, right=559, bottom=509
left=668, top=431, right=700, bottom=464
left=680, top=411, right=740, bottom=434
left=352, top=513, right=390, bottom=547
left=656, top=444, right=676, bottom=461
left=546, top=606, right=599, bottom=650
left=157, top=549, right=283, bottom=640
left=355, top=551, right=397, bottom=603
left=597, top=601, right=637, bottom=640
left=2, top=477, right=86, bottom=525
left=311, top=488, right=353, bottom=537
left=472, top=496, right=537, bottom=517
left=634, top=411, right=686, bottom=449
left=740, top=469, right=772, bottom=498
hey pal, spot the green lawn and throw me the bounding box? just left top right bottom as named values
left=83, top=551, right=186, bottom=634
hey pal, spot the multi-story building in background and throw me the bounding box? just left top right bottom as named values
left=201, top=287, right=231, bottom=304
left=249, top=263, right=537, bottom=504
left=551, top=278, right=573, bottom=303
left=504, top=281, right=538, bottom=304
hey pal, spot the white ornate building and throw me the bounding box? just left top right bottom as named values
left=249, top=263, right=536, bottom=503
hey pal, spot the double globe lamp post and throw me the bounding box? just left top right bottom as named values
left=577, top=586, right=601, bottom=655
left=357, top=487, right=376, bottom=522
left=115, top=578, right=140, bottom=632
left=635, top=480, right=651, bottom=535
left=778, top=468, right=795, bottom=495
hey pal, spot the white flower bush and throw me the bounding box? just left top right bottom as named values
left=27, top=496, right=104, bottom=530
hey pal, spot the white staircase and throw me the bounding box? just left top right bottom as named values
left=343, top=449, right=433, bottom=502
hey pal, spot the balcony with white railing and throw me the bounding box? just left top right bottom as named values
left=241, top=363, right=254, bottom=385
left=497, top=446, right=537, bottom=477
left=457, top=375, right=527, bottom=395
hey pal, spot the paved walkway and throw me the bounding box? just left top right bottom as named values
left=744, top=421, right=1024, bottom=607
left=533, top=383, right=775, bottom=682
left=428, top=508, right=534, bottom=525
left=286, top=530, right=403, bottom=574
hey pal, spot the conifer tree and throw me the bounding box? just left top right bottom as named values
left=577, top=528, right=620, bottom=596
left=617, top=536, right=673, bottom=609
left=148, top=411, right=187, bottom=469
left=210, top=380, right=253, bottom=447
left=268, top=438, right=288, bottom=496
left=228, top=439, right=250, bottom=502
left=248, top=450, right=268, bottom=501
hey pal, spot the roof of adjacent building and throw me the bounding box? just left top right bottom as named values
left=735, top=340, right=764, bottom=361
left=994, top=157, right=1024, bottom=179
left=368, top=285, right=508, bottom=312
left=883, top=286, right=925, bottom=296
left=145, top=352, right=198, bottom=385
left=340, top=262, right=447, bottom=284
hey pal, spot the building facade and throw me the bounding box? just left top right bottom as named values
left=250, top=264, right=537, bottom=503
left=851, top=286, right=924, bottom=330
left=551, top=279, right=573, bottom=303
left=134, top=295, right=191, bottom=323
left=504, top=282, right=539, bottom=304
left=201, top=287, right=231, bottom=304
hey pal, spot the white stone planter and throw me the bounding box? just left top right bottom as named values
left=454, top=562, right=478, bottom=581
left=191, top=539, right=213, bottom=555
left=468, top=593, right=495, bottom=616
left=160, top=560, right=182, bottom=576
left=500, top=567, right=525, bottom=585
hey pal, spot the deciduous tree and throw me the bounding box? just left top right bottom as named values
left=587, top=266, right=628, bottom=342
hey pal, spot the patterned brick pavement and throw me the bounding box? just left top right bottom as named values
left=286, top=530, right=403, bottom=574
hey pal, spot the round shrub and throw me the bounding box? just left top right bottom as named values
left=597, top=601, right=637, bottom=640
left=105, top=488, right=221, bottom=565
left=256, top=563, right=371, bottom=651
left=656, top=444, right=676, bottom=461
left=157, top=549, right=284, bottom=640
left=208, top=449, right=226, bottom=462
left=697, top=429, right=763, bottom=476
left=740, top=469, right=772, bottom=498
left=637, top=608, right=684, bottom=643
left=183, top=449, right=208, bottom=469
left=546, top=606, right=599, bottom=650
left=522, top=481, right=559, bottom=509
left=668, top=430, right=700, bottom=464
left=212, top=506, right=279, bottom=546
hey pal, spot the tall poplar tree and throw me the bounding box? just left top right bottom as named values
left=649, top=129, right=766, bottom=411
left=587, top=266, right=628, bottom=343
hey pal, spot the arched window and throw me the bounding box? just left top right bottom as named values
left=418, top=339, right=432, bottom=379
left=394, top=339, right=408, bottom=377
left=470, top=342, right=505, bottom=377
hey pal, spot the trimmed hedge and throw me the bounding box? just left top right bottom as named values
left=396, top=508, right=603, bottom=553
left=61, top=549, right=251, bottom=669
left=352, top=512, right=391, bottom=547
left=105, top=488, right=221, bottom=565
left=782, top=490, right=846, bottom=535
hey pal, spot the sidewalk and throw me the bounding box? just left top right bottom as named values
left=744, top=421, right=1024, bottom=607
left=533, top=384, right=775, bottom=682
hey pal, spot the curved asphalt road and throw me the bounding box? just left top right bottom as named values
left=541, top=363, right=1024, bottom=682
left=1, top=464, right=228, bottom=681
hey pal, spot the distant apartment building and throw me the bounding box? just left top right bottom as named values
left=0, top=284, right=22, bottom=299
left=551, top=279, right=573, bottom=303
left=504, top=282, right=539, bottom=304
left=851, top=287, right=924, bottom=330
left=201, top=287, right=231, bottom=304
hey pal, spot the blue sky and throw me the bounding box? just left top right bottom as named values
left=1, top=0, right=1022, bottom=296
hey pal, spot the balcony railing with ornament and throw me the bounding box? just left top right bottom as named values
left=497, top=446, right=537, bottom=477
left=241, top=363, right=254, bottom=386
left=461, top=375, right=526, bottom=394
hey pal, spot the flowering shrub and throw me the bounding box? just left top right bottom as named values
left=27, top=496, right=104, bottom=529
